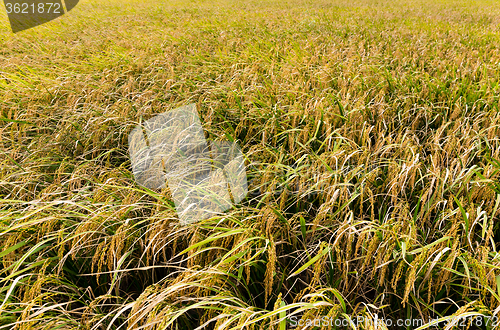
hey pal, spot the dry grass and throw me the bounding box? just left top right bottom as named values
left=2, top=0, right=500, bottom=328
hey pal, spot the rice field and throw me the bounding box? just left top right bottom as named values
left=2, top=0, right=500, bottom=328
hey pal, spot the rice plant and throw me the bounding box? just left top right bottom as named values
left=2, top=0, right=500, bottom=329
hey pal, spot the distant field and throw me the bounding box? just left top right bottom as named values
left=2, top=0, right=500, bottom=329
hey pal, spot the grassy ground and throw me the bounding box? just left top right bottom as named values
left=2, top=0, right=500, bottom=328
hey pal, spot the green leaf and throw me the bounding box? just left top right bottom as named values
left=0, top=241, right=27, bottom=259
left=453, top=195, right=469, bottom=233
left=289, top=244, right=330, bottom=278
left=495, top=274, right=500, bottom=298
left=279, top=300, right=286, bottom=330
left=299, top=216, right=307, bottom=243
left=179, top=229, right=246, bottom=255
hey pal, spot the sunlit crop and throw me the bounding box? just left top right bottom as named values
left=1, top=0, right=500, bottom=329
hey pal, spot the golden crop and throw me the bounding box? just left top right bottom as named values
left=1, top=0, right=500, bottom=328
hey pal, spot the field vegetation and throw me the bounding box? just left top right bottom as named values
left=2, top=0, right=500, bottom=328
